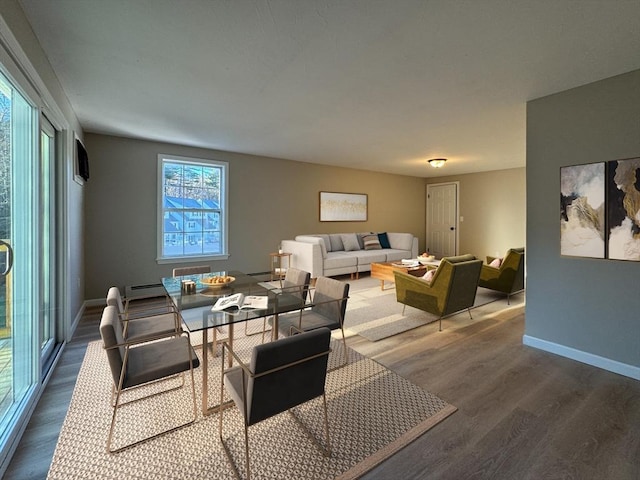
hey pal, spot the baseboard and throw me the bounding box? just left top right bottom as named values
left=522, top=335, right=640, bottom=380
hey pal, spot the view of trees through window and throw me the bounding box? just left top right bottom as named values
left=161, top=157, right=225, bottom=258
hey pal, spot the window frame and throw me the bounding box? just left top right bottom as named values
left=156, top=154, right=229, bottom=264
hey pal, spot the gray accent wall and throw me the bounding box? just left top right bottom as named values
left=526, top=69, right=640, bottom=377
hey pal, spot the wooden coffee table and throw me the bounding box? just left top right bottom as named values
left=370, top=261, right=433, bottom=290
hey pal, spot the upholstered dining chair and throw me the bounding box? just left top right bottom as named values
left=99, top=305, right=200, bottom=453
left=172, top=265, right=228, bottom=354
left=257, top=267, right=311, bottom=341
left=106, top=286, right=180, bottom=342
left=172, top=265, right=211, bottom=276
left=271, top=276, right=349, bottom=366
left=219, top=327, right=332, bottom=480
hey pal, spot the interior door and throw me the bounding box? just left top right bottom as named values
left=426, top=183, right=458, bottom=258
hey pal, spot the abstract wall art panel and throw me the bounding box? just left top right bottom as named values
left=607, top=157, right=640, bottom=261
left=560, top=162, right=605, bottom=258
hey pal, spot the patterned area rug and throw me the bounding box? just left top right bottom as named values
left=47, top=329, right=456, bottom=479
left=345, top=276, right=523, bottom=341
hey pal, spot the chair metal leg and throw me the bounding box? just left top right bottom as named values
left=322, top=393, right=331, bottom=456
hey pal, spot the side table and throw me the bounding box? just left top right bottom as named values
left=270, top=252, right=292, bottom=284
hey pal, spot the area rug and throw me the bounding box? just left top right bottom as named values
left=345, top=276, right=523, bottom=341
left=47, top=334, right=456, bottom=479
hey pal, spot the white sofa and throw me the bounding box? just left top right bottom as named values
left=281, top=232, right=418, bottom=279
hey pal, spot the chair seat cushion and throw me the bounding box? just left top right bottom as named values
left=124, top=336, right=200, bottom=388
left=275, top=310, right=340, bottom=337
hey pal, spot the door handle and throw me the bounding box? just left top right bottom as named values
left=450, top=227, right=455, bottom=231
left=0, top=240, right=13, bottom=276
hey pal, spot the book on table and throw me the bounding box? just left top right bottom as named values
left=211, top=293, right=268, bottom=312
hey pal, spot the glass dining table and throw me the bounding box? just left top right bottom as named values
left=161, top=270, right=308, bottom=415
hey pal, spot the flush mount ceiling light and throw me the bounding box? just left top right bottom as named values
left=428, top=158, right=447, bottom=168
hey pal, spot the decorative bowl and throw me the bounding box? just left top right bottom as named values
left=199, top=275, right=235, bottom=289
left=418, top=255, right=436, bottom=264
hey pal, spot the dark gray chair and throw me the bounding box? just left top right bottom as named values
left=99, top=305, right=200, bottom=453
left=106, top=286, right=180, bottom=342
left=272, top=276, right=349, bottom=366
left=219, top=328, right=332, bottom=479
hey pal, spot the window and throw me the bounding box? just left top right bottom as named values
left=157, top=155, right=228, bottom=262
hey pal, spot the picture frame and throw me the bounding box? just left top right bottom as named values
left=560, top=162, right=605, bottom=258
left=319, top=191, right=368, bottom=222
left=606, top=156, right=640, bottom=261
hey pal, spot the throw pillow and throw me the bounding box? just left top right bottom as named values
left=422, top=269, right=435, bottom=283
left=378, top=232, right=391, bottom=249
left=489, top=257, right=502, bottom=268
left=340, top=233, right=361, bottom=251
left=362, top=233, right=382, bottom=250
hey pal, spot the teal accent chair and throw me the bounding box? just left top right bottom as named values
left=393, top=254, right=483, bottom=331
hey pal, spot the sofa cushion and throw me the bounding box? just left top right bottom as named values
left=384, top=249, right=412, bottom=262
left=316, top=234, right=332, bottom=252
left=352, top=250, right=387, bottom=265
left=362, top=233, right=382, bottom=250
left=328, top=234, right=344, bottom=252
left=378, top=232, right=391, bottom=249
left=340, top=233, right=361, bottom=251
left=422, top=269, right=436, bottom=283
left=386, top=232, right=413, bottom=251
left=324, top=252, right=357, bottom=269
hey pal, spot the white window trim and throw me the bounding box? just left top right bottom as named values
left=156, top=154, right=229, bottom=264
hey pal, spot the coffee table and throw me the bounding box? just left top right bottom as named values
left=370, top=260, right=440, bottom=290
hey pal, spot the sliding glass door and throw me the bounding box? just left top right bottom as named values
left=0, top=68, right=45, bottom=456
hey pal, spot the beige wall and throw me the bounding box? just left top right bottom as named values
left=84, top=133, right=427, bottom=299
left=426, top=168, right=526, bottom=259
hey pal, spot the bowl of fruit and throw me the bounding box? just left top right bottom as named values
left=199, top=275, right=235, bottom=289
left=417, top=253, right=436, bottom=264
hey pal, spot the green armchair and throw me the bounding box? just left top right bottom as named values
left=478, top=247, right=525, bottom=303
left=393, top=254, right=483, bottom=331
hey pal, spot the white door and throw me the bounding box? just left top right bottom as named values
left=426, top=183, right=458, bottom=258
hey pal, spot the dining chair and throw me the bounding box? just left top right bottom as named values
left=172, top=265, right=227, bottom=355
left=219, top=327, right=332, bottom=479
left=99, top=305, right=200, bottom=453
left=172, top=265, right=211, bottom=276
left=256, top=267, right=311, bottom=341
left=106, top=286, right=180, bottom=342
left=271, top=276, right=349, bottom=366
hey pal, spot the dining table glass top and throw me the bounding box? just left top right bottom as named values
left=161, top=270, right=307, bottom=333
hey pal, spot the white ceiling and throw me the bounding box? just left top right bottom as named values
left=17, top=0, right=640, bottom=177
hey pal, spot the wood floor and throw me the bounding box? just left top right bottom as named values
left=4, top=294, right=640, bottom=479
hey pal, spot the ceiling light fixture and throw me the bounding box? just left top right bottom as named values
left=428, top=158, right=447, bottom=168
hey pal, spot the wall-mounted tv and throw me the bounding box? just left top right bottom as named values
left=76, top=138, right=89, bottom=182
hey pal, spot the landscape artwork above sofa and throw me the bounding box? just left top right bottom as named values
left=319, top=191, right=367, bottom=221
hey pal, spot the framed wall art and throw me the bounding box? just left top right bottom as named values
left=560, top=162, right=605, bottom=258
left=319, top=191, right=368, bottom=222
left=607, top=157, right=640, bottom=261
